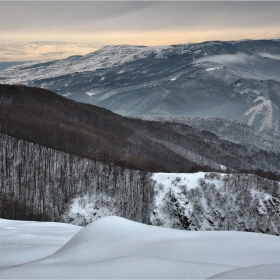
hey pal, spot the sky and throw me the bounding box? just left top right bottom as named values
left=0, top=1, right=280, bottom=62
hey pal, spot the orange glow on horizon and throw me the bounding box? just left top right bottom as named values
left=1, top=28, right=280, bottom=62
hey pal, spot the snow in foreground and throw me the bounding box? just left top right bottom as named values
left=1, top=217, right=280, bottom=279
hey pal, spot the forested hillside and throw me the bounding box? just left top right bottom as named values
left=0, top=133, right=154, bottom=223
left=152, top=172, right=280, bottom=235
left=135, top=115, right=280, bottom=153
left=1, top=133, right=280, bottom=235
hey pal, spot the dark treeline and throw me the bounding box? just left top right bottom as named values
left=237, top=168, right=280, bottom=182
left=125, top=119, right=280, bottom=175
left=0, top=133, right=154, bottom=224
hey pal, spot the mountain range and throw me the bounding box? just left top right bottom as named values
left=1, top=84, right=280, bottom=175
left=1, top=39, right=280, bottom=137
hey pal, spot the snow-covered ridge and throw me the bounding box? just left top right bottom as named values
left=0, top=45, right=171, bottom=84
left=0, top=40, right=260, bottom=85
left=1, top=216, right=280, bottom=279
left=0, top=42, right=209, bottom=85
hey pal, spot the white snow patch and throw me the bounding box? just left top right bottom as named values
left=206, top=67, right=222, bottom=71
left=253, top=96, right=265, bottom=103
left=64, top=194, right=117, bottom=226
left=152, top=172, right=205, bottom=192
left=61, top=92, right=71, bottom=97
left=85, top=91, right=97, bottom=97
left=220, top=164, right=227, bottom=170
left=240, top=88, right=250, bottom=95
left=245, top=97, right=273, bottom=130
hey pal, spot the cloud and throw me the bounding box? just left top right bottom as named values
left=40, top=51, right=65, bottom=57
left=0, top=41, right=103, bottom=62
left=0, top=2, right=280, bottom=61
left=0, top=2, right=280, bottom=34
left=195, top=53, right=254, bottom=66
left=258, top=53, right=280, bottom=61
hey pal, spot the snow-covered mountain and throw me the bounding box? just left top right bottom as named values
left=1, top=216, right=280, bottom=279
left=1, top=39, right=280, bottom=136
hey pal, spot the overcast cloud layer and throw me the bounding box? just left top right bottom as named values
left=1, top=1, right=280, bottom=61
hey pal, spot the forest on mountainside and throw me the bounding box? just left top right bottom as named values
left=0, top=133, right=154, bottom=223
left=153, top=172, right=280, bottom=235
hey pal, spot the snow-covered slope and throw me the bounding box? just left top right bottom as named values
left=0, top=216, right=280, bottom=279
left=0, top=219, right=81, bottom=269
left=62, top=171, right=280, bottom=236
left=151, top=172, right=280, bottom=235
left=0, top=45, right=170, bottom=84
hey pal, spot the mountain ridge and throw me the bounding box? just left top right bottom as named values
left=131, top=115, right=280, bottom=153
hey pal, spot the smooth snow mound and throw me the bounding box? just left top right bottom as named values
left=1, top=216, right=280, bottom=278
left=0, top=218, right=81, bottom=269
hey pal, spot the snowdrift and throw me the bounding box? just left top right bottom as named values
left=1, top=216, right=280, bottom=278
left=0, top=218, right=81, bottom=270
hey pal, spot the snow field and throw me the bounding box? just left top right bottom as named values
left=0, top=219, right=81, bottom=269
left=1, top=216, right=280, bottom=278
